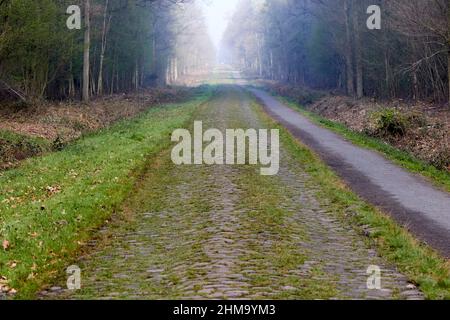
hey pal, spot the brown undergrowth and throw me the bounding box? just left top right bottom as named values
left=259, top=81, right=450, bottom=171
left=0, top=87, right=199, bottom=168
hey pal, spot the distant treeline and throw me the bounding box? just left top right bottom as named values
left=0, top=0, right=215, bottom=101
left=223, top=0, right=449, bottom=103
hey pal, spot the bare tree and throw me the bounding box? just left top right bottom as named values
left=389, top=0, right=448, bottom=103
left=343, top=0, right=355, bottom=96
left=97, top=0, right=110, bottom=95
left=83, top=0, right=91, bottom=102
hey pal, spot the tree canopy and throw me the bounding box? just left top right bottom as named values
left=0, top=0, right=215, bottom=101
left=222, top=0, right=449, bottom=103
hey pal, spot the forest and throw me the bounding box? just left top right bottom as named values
left=0, top=0, right=450, bottom=302
left=0, top=0, right=215, bottom=102
left=223, top=0, right=449, bottom=103
left=1, top=0, right=448, bottom=104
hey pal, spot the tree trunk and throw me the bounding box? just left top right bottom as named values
left=135, top=59, right=139, bottom=91
left=110, top=56, right=115, bottom=95
left=97, top=0, right=109, bottom=96
left=173, top=57, right=178, bottom=82
left=413, top=69, right=419, bottom=101
left=152, top=35, right=156, bottom=75
left=270, top=50, right=274, bottom=80
left=384, top=50, right=390, bottom=98
left=447, top=1, right=450, bottom=107
left=447, top=49, right=450, bottom=107
left=352, top=0, right=363, bottom=99
left=68, top=75, right=74, bottom=98
left=82, top=0, right=91, bottom=102
left=344, top=0, right=355, bottom=97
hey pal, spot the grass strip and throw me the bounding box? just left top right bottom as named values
left=0, top=90, right=211, bottom=298
left=252, top=98, right=450, bottom=300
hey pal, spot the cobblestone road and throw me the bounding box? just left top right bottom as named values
left=43, top=86, right=423, bottom=300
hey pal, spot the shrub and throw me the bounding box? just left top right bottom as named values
left=0, top=131, right=51, bottom=164
left=405, top=111, right=428, bottom=128
left=268, top=84, right=324, bottom=105
left=373, top=108, right=408, bottom=137
left=52, top=135, right=66, bottom=151
left=430, top=148, right=450, bottom=171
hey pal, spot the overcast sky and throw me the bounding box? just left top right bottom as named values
left=200, top=0, right=240, bottom=49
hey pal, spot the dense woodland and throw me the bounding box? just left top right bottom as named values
left=1, top=0, right=449, bottom=104
left=223, top=0, right=450, bottom=103
left=0, top=0, right=215, bottom=102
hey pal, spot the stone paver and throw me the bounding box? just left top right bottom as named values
left=42, top=87, right=423, bottom=300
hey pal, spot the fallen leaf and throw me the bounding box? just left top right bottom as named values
left=2, top=239, right=10, bottom=250
left=45, top=185, right=61, bottom=195
left=0, top=276, right=9, bottom=292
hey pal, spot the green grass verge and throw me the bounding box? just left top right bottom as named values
left=252, top=99, right=450, bottom=300
left=270, top=94, right=450, bottom=194
left=0, top=90, right=211, bottom=299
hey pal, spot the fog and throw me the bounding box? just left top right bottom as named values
left=200, top=0, right=240, bottom=49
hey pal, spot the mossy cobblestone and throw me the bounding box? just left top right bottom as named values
left=41, top=87, right=423, bottom=300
